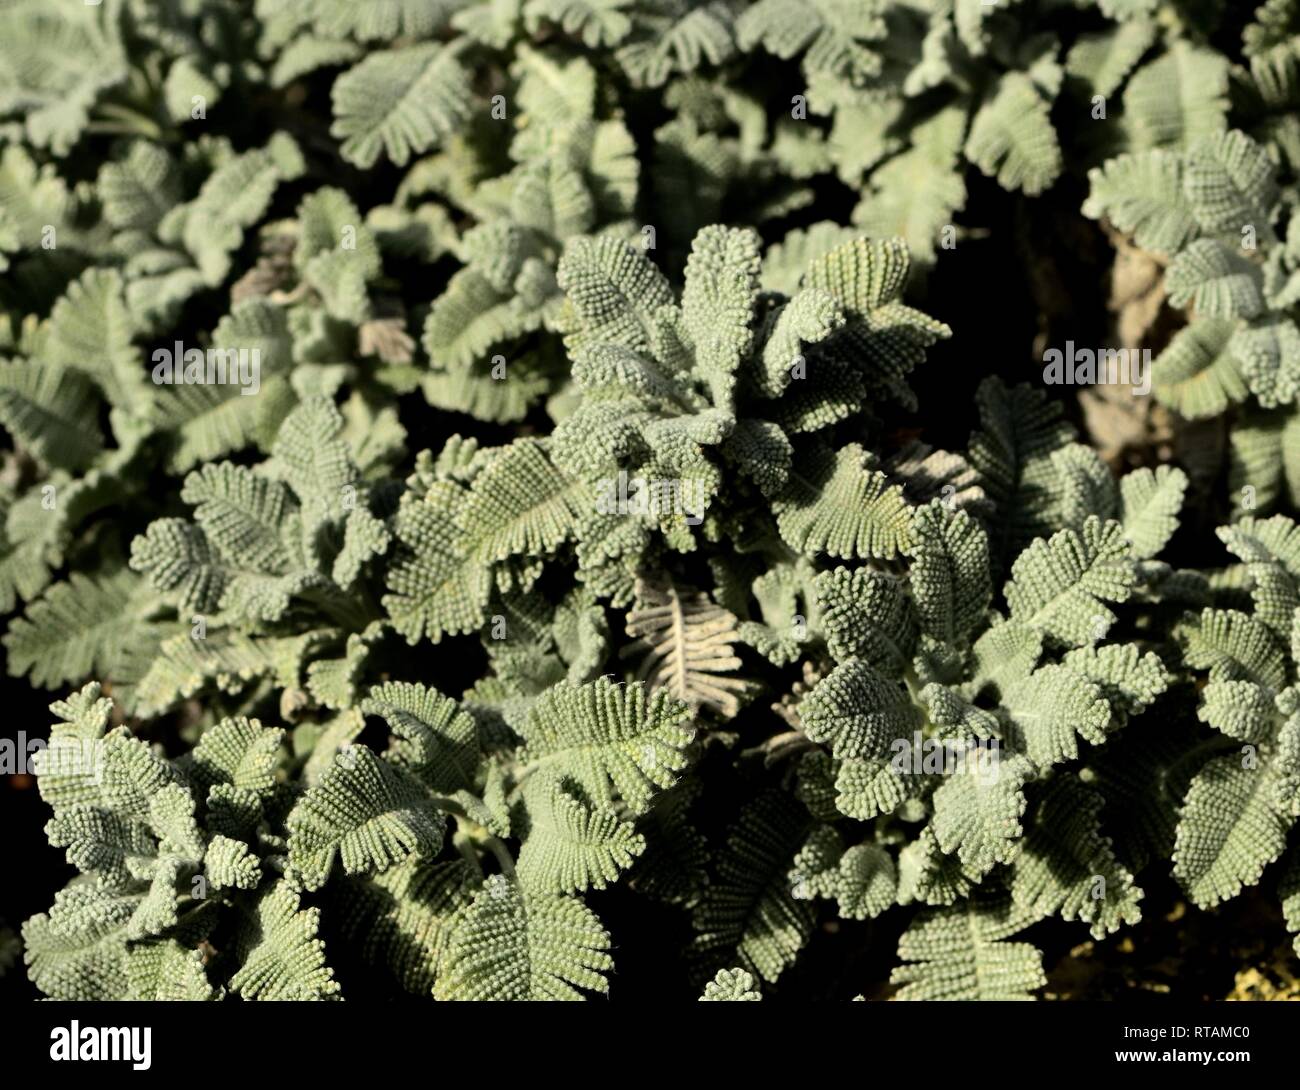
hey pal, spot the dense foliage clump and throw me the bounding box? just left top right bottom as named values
left=2, top=0, right=1300, bottom=1001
